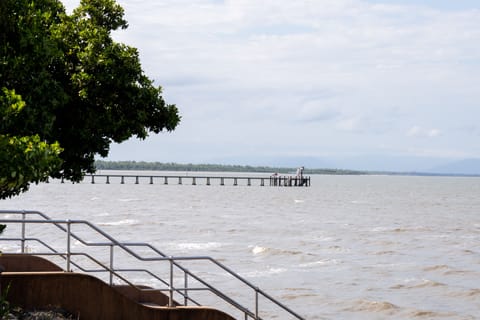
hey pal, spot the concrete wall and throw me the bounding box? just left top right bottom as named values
left=0, top=255, right=236, bottom=320
left=0, top=254, right=63, bottom=272
left=112, top=284, right=174, bottom=307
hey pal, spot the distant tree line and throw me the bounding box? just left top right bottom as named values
left=94, top=160, right=366, bottom=175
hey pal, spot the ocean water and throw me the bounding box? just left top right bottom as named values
left=1, top=172, right=480, bottom=319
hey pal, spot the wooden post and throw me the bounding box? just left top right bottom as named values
left=91, top=175, right=95, bottom=184
left=135, top=176, right=139, bottom=184
left=106, top=176, right=110, bottom=184
left=178, top=177, right=182, bottom=185
left=220, top=177, right=224, bottom=186
left=164, top=177, right=168, bottom=185
left=192, top=177, right=196, bottom=185
left=150, top=176, right=153, bottom=184
left=121, top=176, right=124, bottom=184
left=234, top=178, right=238, bottom=186
left=206, top=177, right=210, bottom=185
left=261, top=178, right=265, bottom=186
left=247, top=178, right=251, bottom=186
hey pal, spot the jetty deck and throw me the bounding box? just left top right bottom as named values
left=81, top=174, right=311, bottom=187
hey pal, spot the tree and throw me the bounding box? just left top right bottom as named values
left=0, top=0, right=180, bottom=198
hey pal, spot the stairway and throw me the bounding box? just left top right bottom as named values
left=0, top=254, right=235, bottom=320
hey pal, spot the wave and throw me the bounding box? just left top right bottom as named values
left=280, top=288, right=317, bottom=300
left=299, top=259, right=340, bottom=268
left=0, top=244, right=24, bottom=253
left=423, top=265, right=450, bottom=272
left=117, top=198, right=141, bottom=202
left=408, top=309, right=456, bottom=318
left=412, top=279, right=445, bottom=289
left=176, top=242, right=223, bottom=251
left=422, top=264, right=474, bottom=276
left=327, top=245, right=350, bottom=253
left=252, top=245, right=267, bottom=255
left=448, top=288, right=480, bottom=298
left=391, top=278, right=445, bottom=289
left=373, top=250, right=396, bottom=255
left=351, top=200, right=373, bottom=205
left=98, top=219, right=140, bottom=226
left=344, top=299, right=398, bottom=313
left=95, top=212, right=110, bottom=217
left=240, top=267, right=288, bottom=278
left=370, top=225, right=432, bottom=233
left=250, top=245, right=303, bottom=256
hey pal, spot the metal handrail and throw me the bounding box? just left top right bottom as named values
left=0, top=210, right=305, bottom=320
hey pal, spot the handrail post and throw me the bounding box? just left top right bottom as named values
left=21, top=211, right=26, bottom=253
left=184, top=271, right=188, bottom=306
left=169, top=257, right=174, bottom=307
left=255, top=287, right=259, bottom=320
left=109, top=244, right=114, bottom=286
left=66, top=220, right=71, bottom=272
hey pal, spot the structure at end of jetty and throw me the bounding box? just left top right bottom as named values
left=269, top=175, right=310, bottom=187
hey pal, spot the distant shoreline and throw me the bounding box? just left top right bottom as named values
left=94, top=160, right=480, bottom=178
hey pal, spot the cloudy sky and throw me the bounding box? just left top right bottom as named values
left=62, top=0, right=480, bottom=171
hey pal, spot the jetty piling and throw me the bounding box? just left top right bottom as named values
left=82, top=174, right=311, bottom=187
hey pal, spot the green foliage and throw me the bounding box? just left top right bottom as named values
left=0, top=283, right=10, bottom=319
left=0, top=0, right=180, bottom=198
left=0, top=134, right=63, bottom=198
left=0, top=88, right=63, bottom=198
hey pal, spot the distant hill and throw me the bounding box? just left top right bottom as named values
left=95, top=157, right=480, bottom=177
left=427, top=158, right=480, bottom=175
left=94, top=160, right=364, bottom=175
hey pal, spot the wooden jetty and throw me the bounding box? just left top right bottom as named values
left=80, top=174, right=311, bottom=187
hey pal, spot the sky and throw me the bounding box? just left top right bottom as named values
left=61, top=0, right=480, bottom=171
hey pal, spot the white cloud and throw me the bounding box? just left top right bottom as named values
left=60, top=0, right=480, bottom=167
left=407, top=126, right=441, bottom=138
